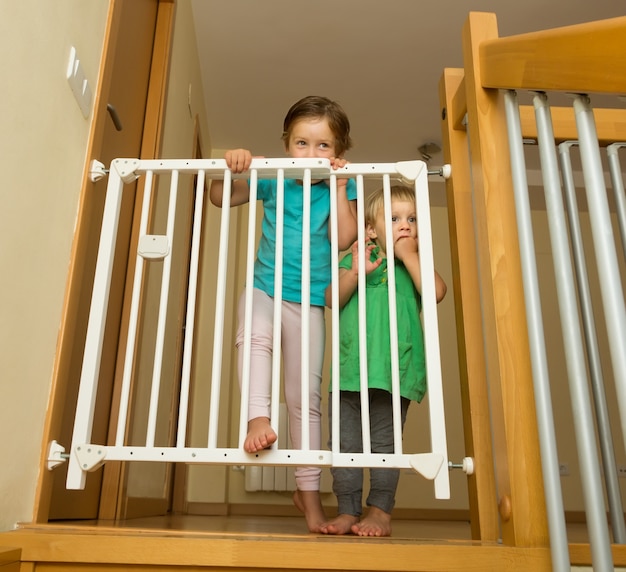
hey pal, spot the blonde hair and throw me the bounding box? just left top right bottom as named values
left=365, top=185, right=416, bottom=227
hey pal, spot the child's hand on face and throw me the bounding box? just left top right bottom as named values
left=225, top=149, right=253, bottom=173
left=393, top=236, right=419, bottom=263
left=349, top=240, right=383, bottom=276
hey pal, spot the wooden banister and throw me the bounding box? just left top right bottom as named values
left=479, top=15, right=626, bottom=94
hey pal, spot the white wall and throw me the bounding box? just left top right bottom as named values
left=0, top=0, right=109, bottom=531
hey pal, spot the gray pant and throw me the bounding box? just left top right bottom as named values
left=328, top=389, right=410, bottom=516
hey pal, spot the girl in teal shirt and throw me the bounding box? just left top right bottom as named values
left=210, top=96, right=358, bottom=533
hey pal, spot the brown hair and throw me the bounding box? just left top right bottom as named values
left=281, top=95, right=353, bottom=156
left=365, top=185, right=417, bottom=227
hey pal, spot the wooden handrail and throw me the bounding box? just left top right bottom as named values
left=479, top=15, right=626, bottom=94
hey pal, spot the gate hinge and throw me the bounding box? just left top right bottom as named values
left=408, top=452, right=444, bottom=480
left=111, top=158, right=141, bottom=183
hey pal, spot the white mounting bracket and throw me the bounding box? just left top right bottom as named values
left=395, top=160, right=451, bottom=183
left=448, top=457, right=475, bottom=475
left=74, top=444, right=107, bottom=472
left=89, top=160, right=108, bottom=183
left=47, top=440, right=68, bottom=471
left=432, top=164, right=452, bottom=179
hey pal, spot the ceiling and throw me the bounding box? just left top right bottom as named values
left=190, top=1, right=624, bottom=173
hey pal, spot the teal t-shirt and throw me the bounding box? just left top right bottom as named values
left=253, top=178, right=357, bottom=306
left=334, top=250, right=427, bottom=403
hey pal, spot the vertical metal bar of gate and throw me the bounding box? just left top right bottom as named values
left=573, top=95, right=626, bottom=443
left=502, top=90, right=570, bottom=572
left=607, top=143, right=626, bottom=256
left=207, top=169, right=233, bottom=448
left=177, top=169, right=206, bottom=447
left=115, top=169, right=155, bottom=447
left=356, top=174, right=372, bottom=454
left=146, top=171, right=179, bottom=446
left=239, top=168, right=259, bottom=448
left=329, top=173, right=371, bottom=457
left=559, top=141, right=626, bottom=544
left=66, top=162, right=127, bottom=490
left=381, top=175, right=403, bottom=455
left=534, top=93, right=613, bottom=571
left=270, top=169, right=285, bottom=446
left=301, top=168, right=312, bottom=451
left=329, top=170, right=341, bottom=457
left=413, top=162, right=448, bottom=499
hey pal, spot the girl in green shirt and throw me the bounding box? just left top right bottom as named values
left=321, top=185, right=447, bottom=537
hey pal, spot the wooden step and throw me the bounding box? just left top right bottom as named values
left=0, top=518, right=554, bottom=572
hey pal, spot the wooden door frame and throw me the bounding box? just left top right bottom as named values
left=34, top=0, right=176, bottom=524
left=98, top=0, right=177, bottom=521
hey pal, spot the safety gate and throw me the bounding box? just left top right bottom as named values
left=55, top=157, right=453, bottom=500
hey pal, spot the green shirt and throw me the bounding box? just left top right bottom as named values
left=334, top=250, right=427, bottom=403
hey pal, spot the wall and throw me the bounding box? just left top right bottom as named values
left=0, top=1, right=109, bottom=531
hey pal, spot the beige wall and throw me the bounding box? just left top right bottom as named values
left=0, top=1, right=110, bottom=531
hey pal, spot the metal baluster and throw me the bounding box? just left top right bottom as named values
left=535, top=93, right=613, bottom=571
left=559, top=141, right=626, bottom=544
left=503, top=90, right=570, bottom=572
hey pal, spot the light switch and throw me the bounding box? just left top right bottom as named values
left=66, top=46, right=92, bottom=118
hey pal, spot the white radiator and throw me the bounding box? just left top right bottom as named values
left=63, top=158, right=451, bottom=499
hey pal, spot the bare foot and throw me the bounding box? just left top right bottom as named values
left=243, top=417, right=277, bottom=453
left=351, top=506, right=392, bottom=537
left=319, top=513, right=359, bottom=535
left=293, top=489, right=326, bottom=533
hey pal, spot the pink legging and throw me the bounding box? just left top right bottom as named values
left=235, top=288, right=325, bottom=491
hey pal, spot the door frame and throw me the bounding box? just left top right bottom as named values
left=98, top=0, right=177, bottom=521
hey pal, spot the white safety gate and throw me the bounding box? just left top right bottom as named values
left=58, top=157, right=453, bottom=500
